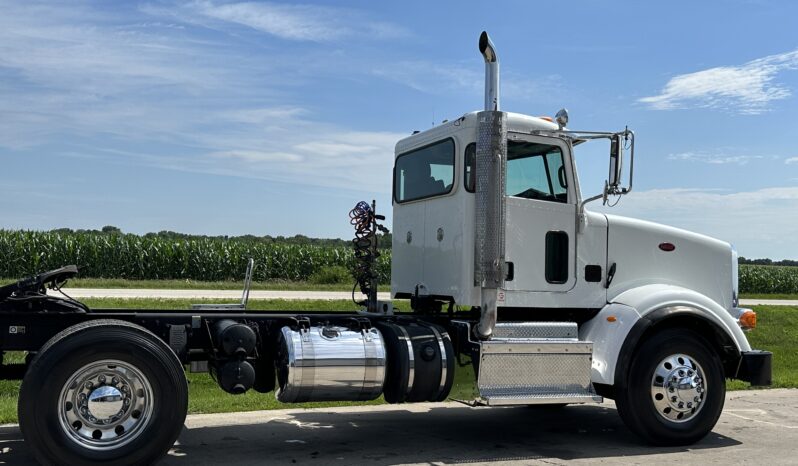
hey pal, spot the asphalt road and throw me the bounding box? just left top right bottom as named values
left=1, top=389, right=796, bottom=465
left=50, top=288, right=796, bottom=306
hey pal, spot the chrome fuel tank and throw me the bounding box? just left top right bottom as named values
left=276, top=325, right=386, bottom=403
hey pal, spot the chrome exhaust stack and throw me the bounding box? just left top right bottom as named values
left=474, top=31, right=506, bottom=339
left=479, top=31, right=500, bottom=111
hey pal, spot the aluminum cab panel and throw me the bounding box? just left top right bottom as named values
left=605, top=214, right=734, bottom=310
left=392, top=117, right=478, bottom=303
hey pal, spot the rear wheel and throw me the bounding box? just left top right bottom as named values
left=615, top=328, right=725, bottom=446
left=19, top=320, right=188, bottom=466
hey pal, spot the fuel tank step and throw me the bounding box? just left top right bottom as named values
left=477, top=322, right=602, bottom=406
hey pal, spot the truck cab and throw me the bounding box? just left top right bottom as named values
left=391, top=111, right=609, bottom=310
left=390, top=31, right=771, bottom=445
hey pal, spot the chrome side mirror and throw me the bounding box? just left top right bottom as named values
left=608, top=134, right=623, bottom=189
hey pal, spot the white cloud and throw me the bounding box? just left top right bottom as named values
left=192, top=112, right=405, bottom=193
left=786, top=157, right=798, bottom=165
left=0, top=1, right=403, bottom=194
left=667, top=151, right=766, bottom=165
left=149, top=1, right=410, bottom=42
left=596, top=187, right=798, bottom=259
left=371, top=61, right=563, bottom=104
left=639, top=49, right=798, bottom=114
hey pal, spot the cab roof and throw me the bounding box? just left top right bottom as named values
left=395, top=111, right=560, bottom=157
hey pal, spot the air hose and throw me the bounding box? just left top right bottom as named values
left=349, top=200, right=387, bottom=311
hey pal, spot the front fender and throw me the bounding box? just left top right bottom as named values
left=580, top=303, right=640, bottom=386
left=582, top=284, right=750, bottom=386
left=613, top=284, right=750, bottom=353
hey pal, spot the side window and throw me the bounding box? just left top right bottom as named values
left=506, top=140, right=568, bottom=203
left=394, top=139, right=455, bottom=203
left=464, top=143, right=476, bottom=193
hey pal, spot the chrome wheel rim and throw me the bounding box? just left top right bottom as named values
left=58, top=360, right=154, bottom=450
left=650, top=353, right=706, bottom=423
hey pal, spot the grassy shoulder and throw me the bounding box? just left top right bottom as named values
left=0, top=300, right=793, bottom=424
left=727, top=305, right=798, bottom=390
left=740, top=293, right=798, bottom=300
left=0, top=277, right=354, bottom=291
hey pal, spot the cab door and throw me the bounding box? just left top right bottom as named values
left=504, top=134, right=577, bottom=292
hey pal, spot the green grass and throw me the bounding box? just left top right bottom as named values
left=740, top=293, right=798, bottom=300
left=726, top=305, right=798, bottom=390
left=0, top=277, right=354, bottom=291
left=0, top=301, right=793, bottom=424
left=83, top=298, right=373, bottom=312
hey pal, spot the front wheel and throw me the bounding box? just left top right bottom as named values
left=615, top=328, right=725, bottom=446
left=19, top=319, right=188, bottom=466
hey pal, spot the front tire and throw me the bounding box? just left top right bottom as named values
left=615, top=328, right=725, bottom=446
left=19, top=319, right=188, bottom=466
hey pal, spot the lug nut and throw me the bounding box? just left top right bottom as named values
left=98, top=375, right=106, bottom=384
left=678, top=402, right=684, bottom=408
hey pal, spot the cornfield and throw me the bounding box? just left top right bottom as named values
left=0, top=230, right=390, bottom=283
left=739, top=264, right=798, bottom=295
left=0, top=230, right=795, bottom=295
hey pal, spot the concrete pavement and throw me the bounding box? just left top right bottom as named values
left=50, top=288, right=797, bottom=306
left=1, top=389, right=796, bottom=465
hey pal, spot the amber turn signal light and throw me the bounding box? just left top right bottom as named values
left=739, top=310, right=757, bottom=330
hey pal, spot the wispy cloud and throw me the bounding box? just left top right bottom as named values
left=144, top=1, right=410, bottom=42
left=639, top=49, right=798, bottom=114
left=371, top=61, right=564, bottom=104
left=597, top=187, right=798, bottom=259
left=0, top=1, right=403, bottom=194
left=188, top=109, right=405, bottom=193
left=786, top=157, right=798, bottom=165
left=667, top=151, right=767, bottom=165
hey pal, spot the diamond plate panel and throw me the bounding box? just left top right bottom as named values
left=478, top=341, right=594, bottom=399
left=492, top=322, right=578, bottom=340
left=474, top=111, right=507, bottom=288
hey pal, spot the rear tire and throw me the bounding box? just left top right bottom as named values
left=615, top=328, right=725, bottom=446
left=19, top=319, right=188, bottom=466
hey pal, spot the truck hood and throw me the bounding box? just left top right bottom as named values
left=604, top=214, right=735, bottom=311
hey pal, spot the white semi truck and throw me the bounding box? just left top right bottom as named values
left=0, top=31, right=770, bottom=465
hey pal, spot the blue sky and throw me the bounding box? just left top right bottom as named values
left=1, top=0, right=796, bottom=259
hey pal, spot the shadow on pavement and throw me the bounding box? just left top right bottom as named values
left=166, top=404, right=740, bottom=465
left=0, top=404, right=741, bottom=465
